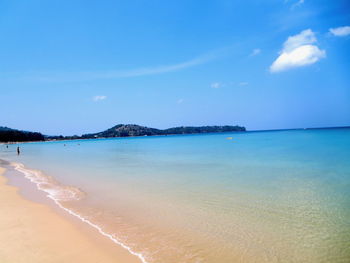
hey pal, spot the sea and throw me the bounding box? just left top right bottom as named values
left=1, top=128, right=349, bottom=263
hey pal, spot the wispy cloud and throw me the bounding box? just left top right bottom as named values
left=93, top=95, right=107, bottom=101
left=285, top=0, right=305, bottom=10
left=238, top=82, right=249, bottom=86
left=329, top=26, right=350, bottom=37
left=250, top=48, right=261, bottom=56
left=211, top=81, right=248, bottom=88
left=270, top=29, right=325, bottom=73
left=177, top=98, right=184, bottom=104
left=27, top=50, right=222, bottom=83
left=211, top=82, right=222, bottom=89
left=293, top=0, right=305, bottom=8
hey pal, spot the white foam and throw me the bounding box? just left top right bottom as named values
left=12, top=162, right=84, bottom=201
left=11, top=162, right=149, bottom=263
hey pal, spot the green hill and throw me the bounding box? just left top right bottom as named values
left=0, top=126, right=44, bottom=142
left=82, top=124, right=246, bottom=138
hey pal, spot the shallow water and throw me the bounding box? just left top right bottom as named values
left=1, top=129, right=350, bottom=263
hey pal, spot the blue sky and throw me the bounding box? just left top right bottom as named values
left=0, top=0, right=349, bottom=135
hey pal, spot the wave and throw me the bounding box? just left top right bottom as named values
left=10, top=161, right=149, bottom=263
left=12, top=162, right=85, bottom=201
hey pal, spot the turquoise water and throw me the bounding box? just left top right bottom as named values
left=1, top=129, right=350, bottom=262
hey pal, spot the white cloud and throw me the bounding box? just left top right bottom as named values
left=282, top=29, right=316, bottom=52
left=93, top=95, right=107, bottom=101
left=294, top=0, right=304, bottom=6
left=211, top=82, right=222, bottom=89
left=329, top=26, right=350, bottom=37
left=250, top=48, right=261, bottom=56
left=270, top=29, right=325, bottom=73
left=287, top=0, right=305, bottom=9
left=271, top=45, right=325, bottom=72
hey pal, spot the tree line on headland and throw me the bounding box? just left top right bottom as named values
left=0, top=124, right=246, bottom=142
left=0, top=127, right=44, bottom=142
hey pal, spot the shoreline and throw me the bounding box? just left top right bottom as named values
left=0, top=164, right=143, bottom=263
left=2, top=125, right=349, bottom=145
left=0, top=130, right=248, bottom=145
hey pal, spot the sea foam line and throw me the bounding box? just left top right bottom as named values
left=11, top=162, right=149, bottom=263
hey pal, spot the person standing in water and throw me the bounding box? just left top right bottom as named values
left=17, top=146, right=20, bottom=155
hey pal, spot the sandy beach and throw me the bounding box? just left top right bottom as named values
left=0, top=166, right=141, bottom=263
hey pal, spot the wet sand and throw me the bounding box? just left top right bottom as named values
left=0, top=166, right=141, bottom=263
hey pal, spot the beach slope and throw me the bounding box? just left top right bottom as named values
left=0, top=167, right=141, bottom=263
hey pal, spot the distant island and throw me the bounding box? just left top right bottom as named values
left=81, top=124, right=246, bottom=139
left=0, top=124, right=246, bottom=142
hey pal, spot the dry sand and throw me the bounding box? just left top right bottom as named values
left=0, top=167, right=141, bottom=263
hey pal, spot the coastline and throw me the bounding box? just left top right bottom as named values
left=0, top=166, right=142, bottom=263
